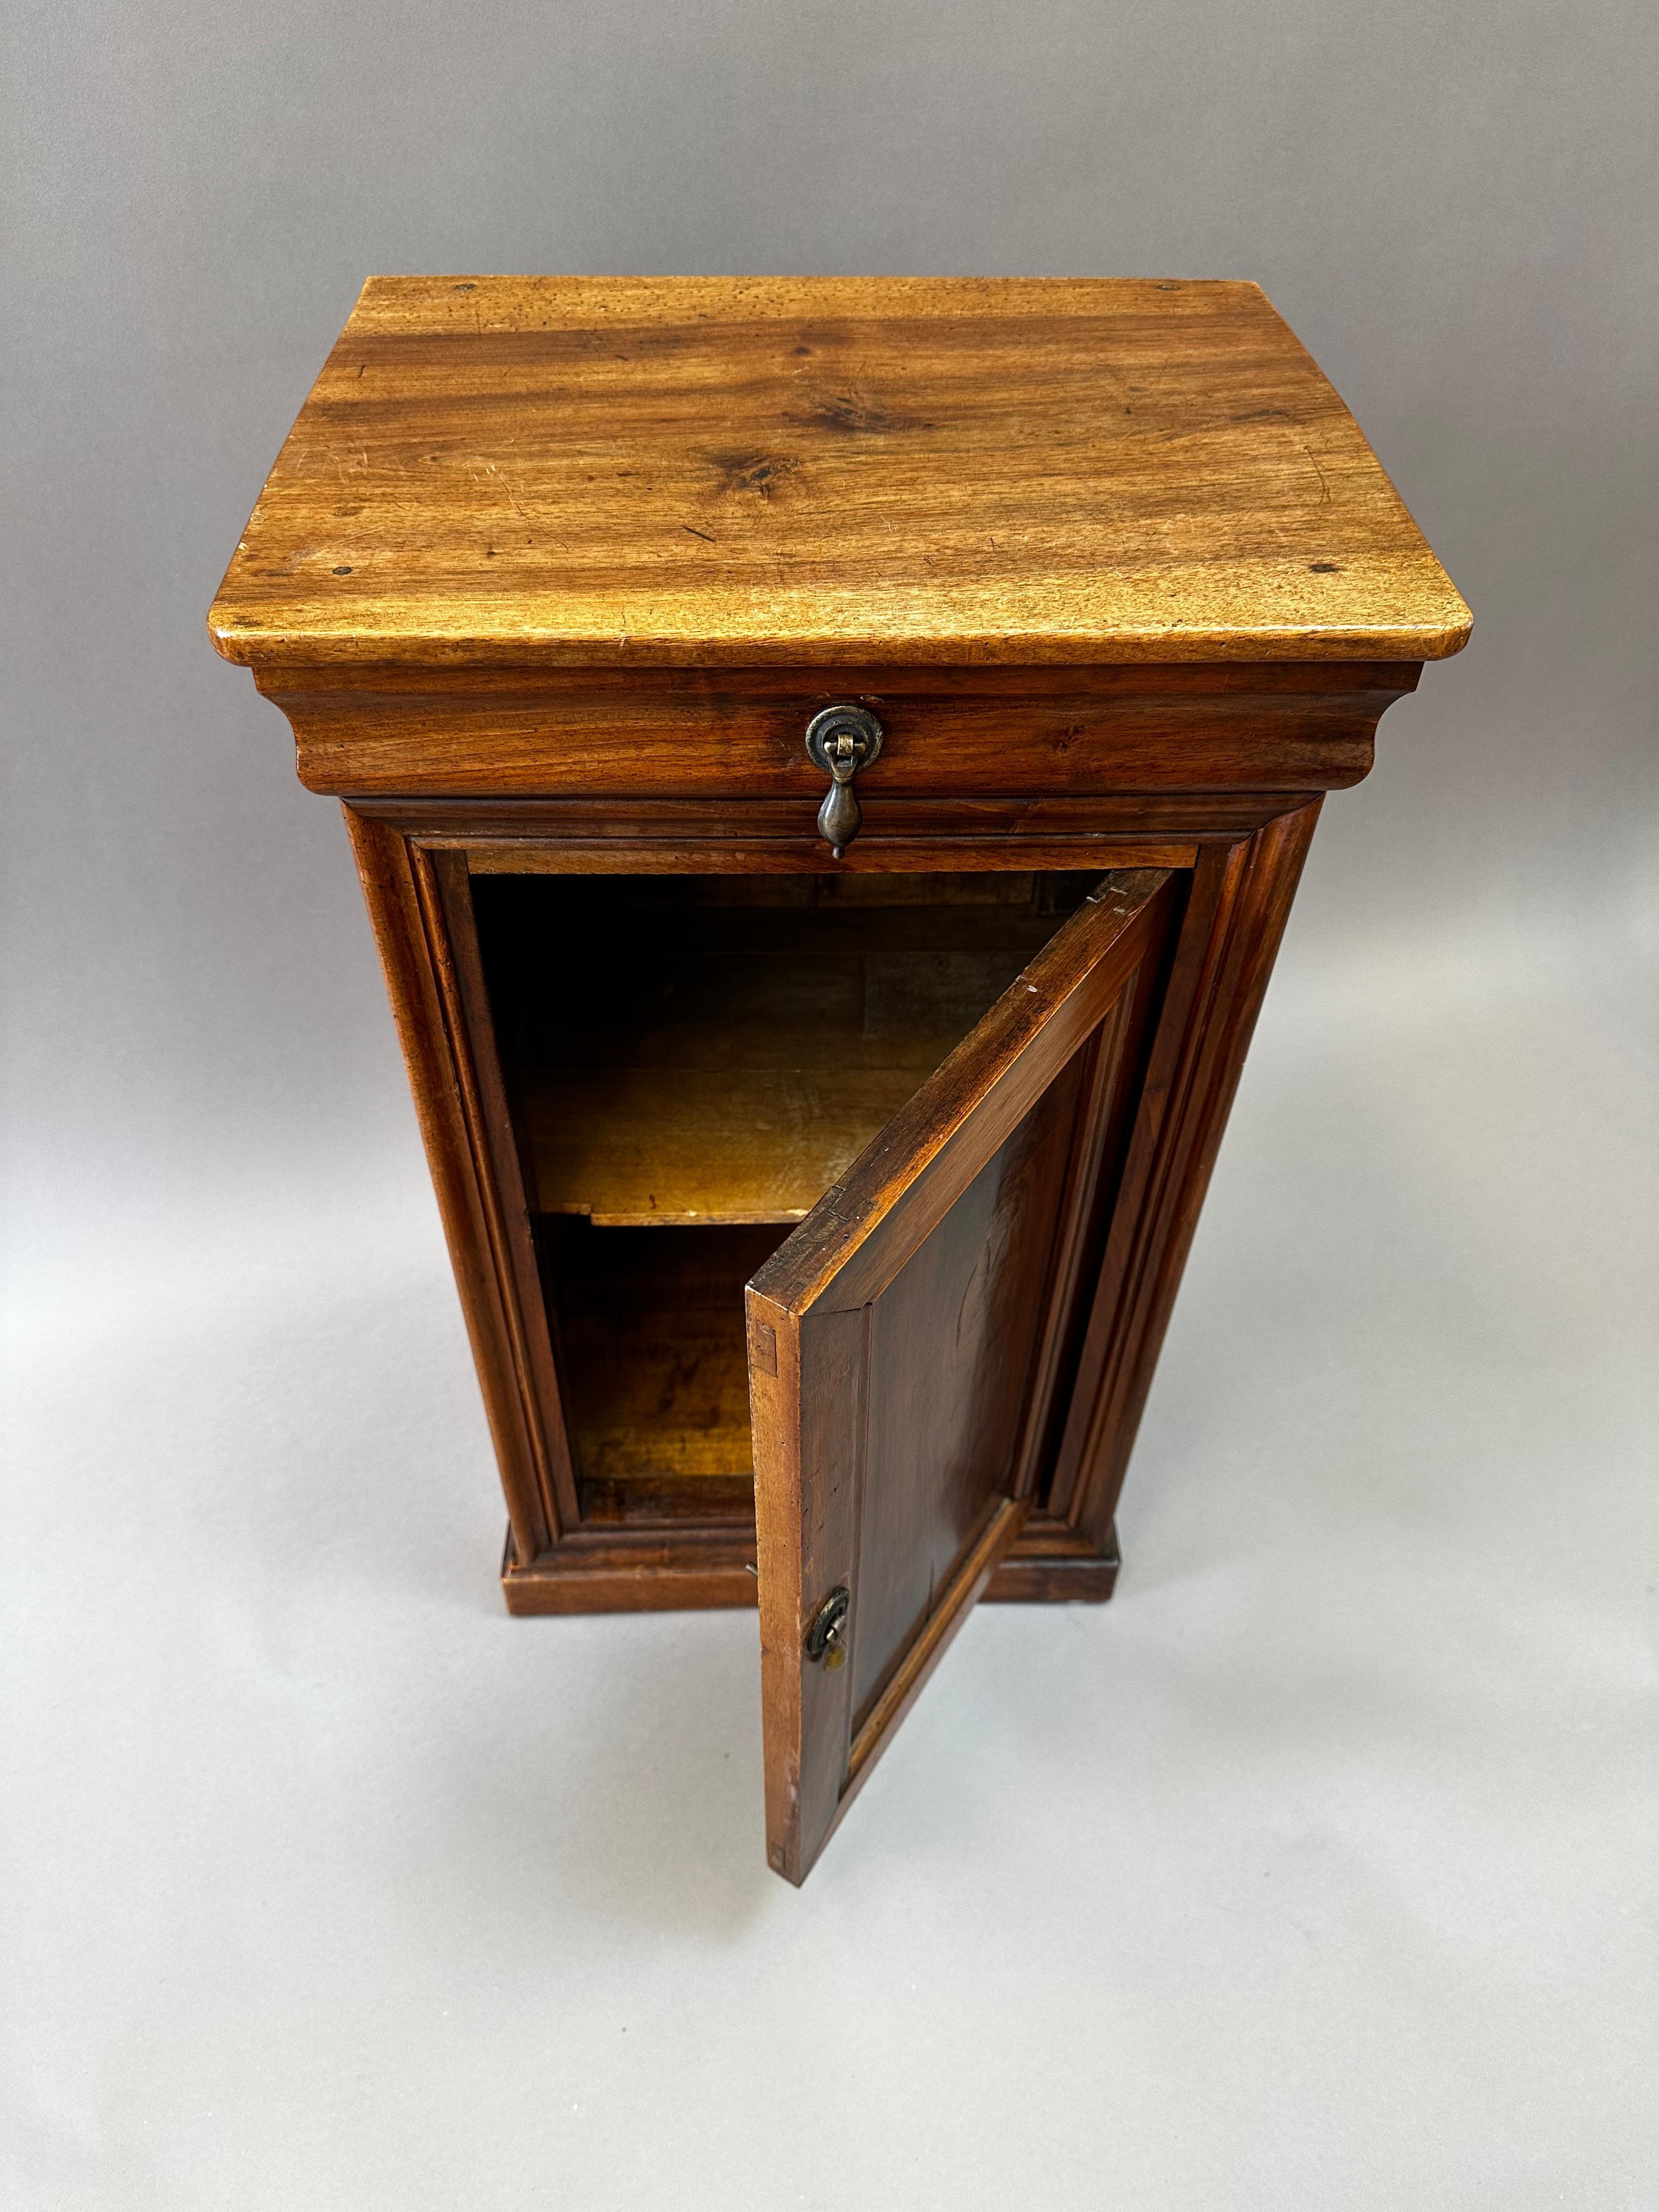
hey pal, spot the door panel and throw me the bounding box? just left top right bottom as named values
left=747, top=868, right=1178, bottom=1883
left=844, top=1063, right=1083, bottom=1725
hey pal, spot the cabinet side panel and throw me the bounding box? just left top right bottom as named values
left=342, top=808, right=555, bottom=1560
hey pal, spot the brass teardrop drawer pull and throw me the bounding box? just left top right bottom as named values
left=804, top=705, right=883, bottom=857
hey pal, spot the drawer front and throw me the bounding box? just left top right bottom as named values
left=265, top=660, right=1415, bottom=801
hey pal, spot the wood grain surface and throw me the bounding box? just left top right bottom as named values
left=747, top=870, right=1177, bottom=1880
left=263, top=658, right=1412, bottom=800
left=209, top=276, right=1470, bottom=669
left=220, top=283, right=1469, bottom=1758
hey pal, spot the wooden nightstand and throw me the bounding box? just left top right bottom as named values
left=209, top=276, right=1469, bottom=1881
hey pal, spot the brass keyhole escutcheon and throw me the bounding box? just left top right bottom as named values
left=804, top=706, right=883, bottom=857
left=805, top=1585, right=851, bottom=1668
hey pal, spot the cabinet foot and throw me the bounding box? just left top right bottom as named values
left=982, top=1516, right=1120, bottom=1602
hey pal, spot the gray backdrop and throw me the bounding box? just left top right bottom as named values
left=5, top=2, right=1655, bottom=2206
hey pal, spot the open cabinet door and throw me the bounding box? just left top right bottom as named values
left=747, top=870, right=1178, bottom=1883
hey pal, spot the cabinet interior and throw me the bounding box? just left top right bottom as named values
left=471, top=870, right=1099, bottom=1526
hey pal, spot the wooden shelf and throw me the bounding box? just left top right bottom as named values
left=523, top=1062, right=922, bottom=1226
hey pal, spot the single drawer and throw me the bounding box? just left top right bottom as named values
left=261, top=658, right=1413, bottom=801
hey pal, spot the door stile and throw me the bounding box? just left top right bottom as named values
left=749, top=1296, right=872, bottom=1882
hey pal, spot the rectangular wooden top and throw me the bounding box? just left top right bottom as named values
left=208, top=276, right=1469, bottom=670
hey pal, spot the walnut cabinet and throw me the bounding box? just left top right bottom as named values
left=210, top=276, right=1468, bottom=1882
